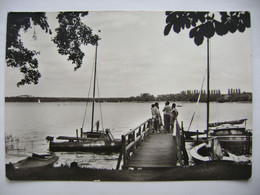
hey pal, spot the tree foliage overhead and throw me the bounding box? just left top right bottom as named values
left=52, top=12, right=100, bottom=71
left=164, top=11, right=251, bottom=46
left=6, top=12, right=100, bottom=87
left=6, top=12, right=51, bottom=87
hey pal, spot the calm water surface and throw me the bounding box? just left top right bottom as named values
left=5, top=101, right=252, bottom=169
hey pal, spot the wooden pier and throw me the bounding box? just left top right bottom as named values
left=116, top=119, right=188, bottom=170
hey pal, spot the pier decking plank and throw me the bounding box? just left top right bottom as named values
left=124, top=133, right=177, bottom=169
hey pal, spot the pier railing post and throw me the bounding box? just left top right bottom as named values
left=148, top=119, right=151, bottom=134
left=175, top=121, right=183, bottom=166
left=133, top=131, right=136, bottom=150
left=196, top=130, right=199, bottom=142
left=123, top=136, right=127, bottom=163
left=116, top=135, right=125, bottom=170
left=76, top=129, right=78, bottom=141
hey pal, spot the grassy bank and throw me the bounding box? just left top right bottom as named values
left=6, top=162, right=251, bottom=181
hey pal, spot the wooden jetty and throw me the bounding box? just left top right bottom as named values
left=116, top=119, right=188, bottom=170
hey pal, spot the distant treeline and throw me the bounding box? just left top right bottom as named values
left=131, top=91, right=252, bottom=103
left=5, top=96, right=131, bottom=103
left=6, top=90, right=252, bottom=103
left=157, top=90, right=252, bottom=102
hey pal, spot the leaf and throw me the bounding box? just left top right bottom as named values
left=185, top=17, right=191, bottom=29
left=203, top=21, right=215, bottom=38
left=80, top=12, right=88, bottom=17
left=197, top=12, right=207, bottom=23
left=220, top=12, right=228, bottom=23
left=238, top=21, right=245, bottom=32
left=229, top=20, right=238, bottom=33
left=165, top=11, right=172, bottom=16
left=164, top=23, right=172, bottom=35
left=166, top=12, right=176, bottom=24
left=173, top=22, right=181, bottom=33
left=214, top=20, right=228, bottom=36
left=194, top=33, right=204, bottom=46
left=191, top=20, right=197, bottom=27
left=189, top=27, right=198, bottom=38
left=241, top=12, right=251, bottom=28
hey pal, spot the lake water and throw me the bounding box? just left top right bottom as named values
left=5, top=101, right=252, bottom=169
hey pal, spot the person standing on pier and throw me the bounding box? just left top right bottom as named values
left=155, top=102, right=163, bottom=132
left=170, top=103, right=179, bottom=134
left=163, top=101, right=171, bottom=133
left=151, top=102, right=161, bottom=133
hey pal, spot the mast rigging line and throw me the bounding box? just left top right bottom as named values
left=96, top=74, right=104, bottom=131
left=187, top=68, right=207, bottom=131
left=81, top=54, right=95, bottom=130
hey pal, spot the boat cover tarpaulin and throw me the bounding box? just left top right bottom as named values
left=209, top=119, right=247, bottom=127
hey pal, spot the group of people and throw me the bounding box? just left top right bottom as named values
left=151, top=101, right=178, bottom=133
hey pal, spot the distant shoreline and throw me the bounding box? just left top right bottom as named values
left=5, top=95, right=252, bottom=103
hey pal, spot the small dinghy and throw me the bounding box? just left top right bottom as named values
left=189, top=137, right=235, bottom=164
left=13, top=153, right=59, bottom=169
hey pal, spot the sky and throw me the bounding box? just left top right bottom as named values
left=5, top=11, right=252, bottom=98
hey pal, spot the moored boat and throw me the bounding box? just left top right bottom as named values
left=13, top=153, right=59, bottom=169
left=189, top=137, right=234, bottom=163
left=46, top=129, right=122, bottom=152
left=46, top=39, right=122, bottom=153
left=208, top=119, right=252, bottom=155
left=190, top=137, right=251, bottom=164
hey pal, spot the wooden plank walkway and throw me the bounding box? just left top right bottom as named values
left=123, top=133, right=177, bottom=169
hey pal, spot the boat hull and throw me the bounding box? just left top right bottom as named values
left=190, top=142, right=234, bottom=164
left=49, top=140, right=122, bottom=153
left=13, top=154, right=59, bottom=169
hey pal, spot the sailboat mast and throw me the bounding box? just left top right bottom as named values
left=91, top=43, right=98, bottom=132
left=206, top=38, right=210, bottom=139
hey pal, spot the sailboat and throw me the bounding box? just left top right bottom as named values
left=186, top=38, right=252, bottom=162
left=46, top=42, right=122, bottom=153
